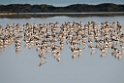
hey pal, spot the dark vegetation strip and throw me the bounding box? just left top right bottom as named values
left=0, top=3, right=124, bottom=13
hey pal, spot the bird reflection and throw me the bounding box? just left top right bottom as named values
left=56, top=57, right=60, bottom=62
left=0, top=21, right=124, bottom=66
left=72, top=53, right=82, bottom=59
left=39, top=61, right=46, bottom=66
left=101, top=52, right=107, bottom=57
left=0, top=46, right=3, bottom=54
left=90, top=50, right=95, bottom=55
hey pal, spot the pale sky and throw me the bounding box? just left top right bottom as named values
left=0, top=0, right=124, bottom=6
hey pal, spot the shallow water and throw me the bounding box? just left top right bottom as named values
left=0, top=16, right=124, bottom=83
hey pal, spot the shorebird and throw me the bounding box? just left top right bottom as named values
left=0, top=21, right=124, bottom=65
left=120, top=45, right=124, bottom=49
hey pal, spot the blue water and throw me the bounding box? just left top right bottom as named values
left=1, top=0, right=124, bottom=6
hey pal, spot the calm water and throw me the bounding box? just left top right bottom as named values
left=0, top=0, right=124, bottom=6
left=0, top=16, right=124, bottom=83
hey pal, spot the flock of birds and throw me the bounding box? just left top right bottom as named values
left=0, top=21, right=124, bottom=66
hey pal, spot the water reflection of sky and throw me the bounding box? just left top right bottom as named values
left=0, top=16, right=124, bottom=83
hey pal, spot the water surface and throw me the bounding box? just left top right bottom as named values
left=0, top=16, right=124, bottom=83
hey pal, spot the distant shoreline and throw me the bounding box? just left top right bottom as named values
left=0, top=12, right=124, bottom=19
left=0, top=3, right=124, bottom=18
left=0, top=3, right=124, bottom=13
